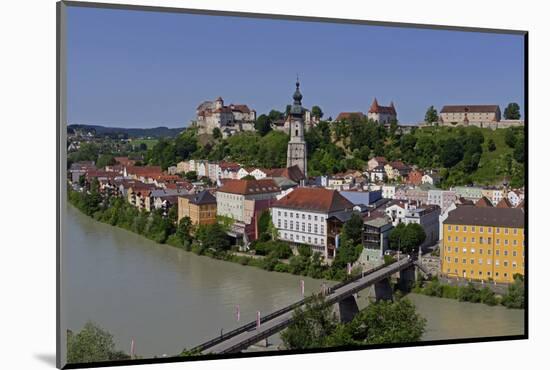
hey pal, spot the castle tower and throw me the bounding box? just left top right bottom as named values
left=286, top=79, right=307, bottom=178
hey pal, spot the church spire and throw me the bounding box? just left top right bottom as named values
left=290, top=76, right=304, bottom=118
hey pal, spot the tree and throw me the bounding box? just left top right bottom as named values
left=501, top=275, right=525, bottom=309
left=268, top=109, right=284, bottom=122
left=340, top=299, right=426, bottom=345
left=424, top=106, right=438, bottom=125
left=241, top=174, right=256, bottom=180
left=340, top=212, right=364, bottom=247
left=513, top=136, right=525, bottom=163
left=212, top=127, right=222, bottom=139
left=487, top=138, right=496, bottom=152
left=440, top=137, right=464, bottom=168
left=504, top=102, right=521, bottom=120
left=504, top=129, right=517, bottom=148
left=67, top=321, right=130, bottom=363
left=281, top=295, right=337, bottom=349
left=254, top=114, right=272, bottom=136
left=138, top=142, right=148, bottom=151
left=389, top=223, right=426, bottom=254
left=96, top=154, right=116, bottom=169
left=176, top=216, right=193, bottom=244
left=311, top=105, right=324, bottom=119
left=195, top=223, right=230, bottom=252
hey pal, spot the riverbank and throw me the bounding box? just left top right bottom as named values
left=68, top=187, right=358, bottom=282
left=412, top=277, right=524, bottom=309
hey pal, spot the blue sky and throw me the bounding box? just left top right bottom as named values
left=67, top=6, right=525, bottom=128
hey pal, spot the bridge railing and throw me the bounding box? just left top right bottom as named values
left=191, top=259, right=409, bottom=353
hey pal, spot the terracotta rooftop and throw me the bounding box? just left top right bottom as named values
left=273, top=188, right=355, bottom=213
left=475, top=196, right=494, bottom=208
left=440, top=105, right=499, bottom=114
left=496, top=198, right=513, bottom=208
left=444, top=206, right=524, bottom=228
left=368, top=98, right=396, bottom=115
left=335, top=112, right=366, bottom=121
left=218, top=179, right=280, bottom=195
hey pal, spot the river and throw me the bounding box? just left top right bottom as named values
left=62, top=205, right=524, bottom=358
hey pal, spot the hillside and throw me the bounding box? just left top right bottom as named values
left=69, top=124, right=186, bottom=138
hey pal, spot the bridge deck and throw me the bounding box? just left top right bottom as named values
left=204, top=257, right=414, bottom=354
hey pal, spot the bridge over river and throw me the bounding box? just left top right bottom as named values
left=191, top=256, right=417, bottom=354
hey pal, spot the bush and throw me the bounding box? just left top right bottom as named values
left=274, top=263, right=291, bottom=273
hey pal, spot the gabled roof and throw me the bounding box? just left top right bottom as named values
left=218, top=179, right=280, bottom=195
left=262, top=165, right=305, bottom=183
left=273, top=188, right=354, bottom=213
left=496, top=198, right=513, bottom=208
left=368, top=98, right=397, bottom=115
left=475, top=196, right=493, bottom=208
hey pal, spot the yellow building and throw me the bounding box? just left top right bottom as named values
left=442, top=206, right=525, bottom=283
left=177, top=190, right=217, bottom=226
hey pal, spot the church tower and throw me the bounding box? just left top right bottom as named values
left=286, top=79, right=307, bottom=178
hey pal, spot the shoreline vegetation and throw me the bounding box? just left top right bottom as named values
left=412, top=276, right=524, bottom=309
left=68, top=187, right=524, bottom=310
left=68, top=187, right=362, bottom=282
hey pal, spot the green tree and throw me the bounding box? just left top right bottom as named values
left=281, top=295, right=337, bottom=350
left=176, top=216, right=193, bottom=244
left=195, top=223, right=230, bottom=252
left=504, top=129, right=517, bottom=148
left=440, top=137, right=464, bottom=168
left=501, top=275, right=525, bottom=309
left=389, top=223, right=426, bottom=254
left=311, top=105, right=324, bottom=119
left=268, top=109, right=284, bottom=122
left=340, top=212, right=364, bottom=247
left=254, top=114, right=272, bottom=136
left=424, top=106, right=438, bottom=125
left=139, top=142, right=148, bottom=151
left=67, top=321, right=130, bottom=364
left=212, top=127, right=222, bottom=139
left=504, top=102, right=521, bottom=120
left=96, top=154, right=116, bottom=169
left=513, top=136, right=525, bottom=163
left=339, top=299, right=426, bottom=345
left=487, top=138, right=496, bottom=152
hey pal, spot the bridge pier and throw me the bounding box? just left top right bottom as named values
left=333, top=295, right=360, bottom=323
left=369, top=277, right=393, bottom=301
left=398, top=265, right=416, bottom=292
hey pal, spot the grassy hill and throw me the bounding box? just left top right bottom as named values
left=412, top=126, right=521, bottom=186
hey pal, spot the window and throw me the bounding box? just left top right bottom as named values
left=314, top=216, right=318, bottom=221
left=470, top=259, right=474, bottom=265
left=308, top=236, right=311, bottom=243
left=302, top=214, right=305, bottom=219
left=290, top=212, right=293, bottom=218
left=488, top=237, right=492, bottom=244
left=505, top=228, right=509, bottom=234
left=479, top=249, right=483, bottom=254
left=455, top=236, right=458, bottom=242
left=504, top=240, right=509, bottom=246
left=479, top=237, right=483, bottom=244
left=504, top=261, right=509, bottom=267
left=471, top=248, right=475, bottom=253
left=321, top=225, right=324, bottom=234
left=513, top=240, right=517, bottom=246
left=308, top=215, right=312, bottom=220
left=454, top=258, right=459, bottom=263
left=314, top=225, right=318, bottom=233
left=471, top=226, right=475, bottom=232
left=487, top=259, right=492, bottom=265
left=462, top=258, right=466, bottom=264
left=496, top=228, right=500, bottom=234
left=513, top=228, right=518, bottom=235
left=284, top=212, right=287, bottom=217
left=284, top=220, right=287, bottom=229
left=463, top=226, right=467, bottom=232
left=480, top=227, right=484, bottom=233
left=496, top=250, right=500, bottom=256
left=290, top=221, right=293, bottom=230
left=488, top=227, right=492, bottom=233
left=314, top=238, right=318, bottom=244
left=277, top=220, right=281, bottom=228
left=513, top=251, right=517, bottom=257
left=471, top=237, right=475, bottom=243
left=496, top=239, right=500, bottom=245
left=278, top=211, right=281, bottom=216
left=504, top=250, right=508, bottom=256
left=447, top=246, right=451, bottom=252
left=447, top=225, right=451, bottom=231
left=463, top=237, right=467, bottom=242
left=454, top=247, right=458, bottom=253
left=455, top=226, right=459, bottom=231
left=478, top=258, right=483, bottom=265
left=496, top=260, right=500, bottom=266
left=462, top=248, right=467, bottom=253
left=308, top=224, right=311, bottom=233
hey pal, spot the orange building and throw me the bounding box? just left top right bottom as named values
left=177, top=190, right=217, bottom=226
left=442, top=206, right=525, bottom=283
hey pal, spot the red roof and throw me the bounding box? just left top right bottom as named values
left=475, top=196, right=493, bottom=208
left=496, top=198, right=513, bottom=208
left=335, top=112, right=366, bottom=121
left=368, top=98, right=396, bottom=115
left=273, top=188, right=354, bottom=213
left=219, top=161, right=241, bottom=171
left=126, top=166, right=163, bottom=177
left=262, top=165, right=305, bottom=183
left=218, top=179, right=280, bottom=195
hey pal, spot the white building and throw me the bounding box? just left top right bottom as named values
left=271, top=187, right=355, bottom=259
left=216, top=179, right=281, bottom=223
left=507, top=190, right=524, bottom=207
left=367, top=98, right=397, bottom=124
left=427, top=189, right=457, bottom=211
left=382, top=185, right=398, bottom=199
